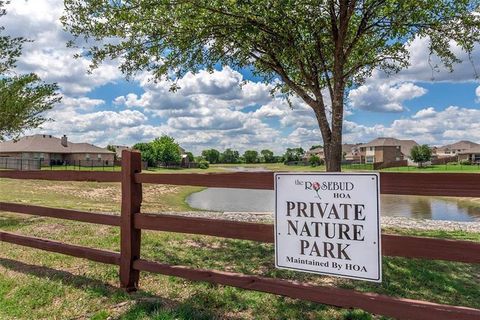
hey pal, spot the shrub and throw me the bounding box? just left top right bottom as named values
left=309, top=154, right=323, bottom=167
left=198, top=160, right=210, bottom=169
left=459, top=159, right=471, bottom=165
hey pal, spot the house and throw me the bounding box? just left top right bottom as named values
left=432, top=141, right=480, bottom=158
left=458, top=147, right=480, bottom=164
left=0, top=134, right=115, bottom=166
left=342, top=143, right=362, bottom=162
left=110, top=145, right=131, bottom=160
left=359, top=137, right=418, bottom=164
left=304, top=147, right=324, bottom=160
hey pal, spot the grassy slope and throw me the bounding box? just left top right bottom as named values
left=0, top=178, right=479, bottom=319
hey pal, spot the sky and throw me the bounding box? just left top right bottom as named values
left=3, top=0, right=480, bottom=154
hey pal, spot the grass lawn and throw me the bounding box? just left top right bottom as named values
left=381, top=164, right=480, bottom=173
left=0, top=178, right=479, bottom=319
left=36, top=162, right=480, bottom=174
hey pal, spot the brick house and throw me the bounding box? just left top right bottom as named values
left=458, top=147, right=480, bottom=164
left=0, top=134, right=115, bottom=166
left=359, top=137, right=418, bottom=164
left=432, top=141, right=480, bottom=158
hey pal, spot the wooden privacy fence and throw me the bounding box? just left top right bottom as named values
left=0, top=150, right=479, bottom=320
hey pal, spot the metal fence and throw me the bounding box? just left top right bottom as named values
left=0, top=158, right=41, bottom=171
left=46, top=160, right=118, bottom=171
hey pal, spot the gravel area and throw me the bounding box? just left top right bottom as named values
left=148, top=211, right=480, bottom=233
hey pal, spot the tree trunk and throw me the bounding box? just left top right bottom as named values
left=324, top=141, right=342, bottom=172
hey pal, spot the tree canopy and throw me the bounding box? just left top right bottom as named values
left=63, top=0, right=480, bottom=171
left=202, top=149, right=221, bottom=164
left=220, top=148, right=240, bottom=163
left=0, top=1, right=60, bottom=140
left=410, top=144, right=432, bottom=167
left=260, top=149, right=275, bottom=163
left=133, top=135, right=182, bottom=166
left=243, top=150, right=259, bottom=163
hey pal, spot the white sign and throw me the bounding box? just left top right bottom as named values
left=274, top=173, right=381, bottom=282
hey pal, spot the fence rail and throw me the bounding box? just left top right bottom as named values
left=0, top=150, right=479, bottom=320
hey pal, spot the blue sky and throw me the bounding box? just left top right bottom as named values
left=4, top=0, right=480, bottom=154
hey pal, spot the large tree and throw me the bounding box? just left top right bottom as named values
left=0, top=1, right=60, bottom=140
left=63, top=0, right=480, bottom=171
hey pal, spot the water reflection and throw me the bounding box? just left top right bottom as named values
left=186, top=188, right=480, bottom=222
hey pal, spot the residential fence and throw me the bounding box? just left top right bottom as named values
left=0, top=158, right=41, bottom=171
left=431, top=156, right=458, bottom=165
left=0, top=150, right=479, bottom=320
left=373, top=160, right=408, bottom=170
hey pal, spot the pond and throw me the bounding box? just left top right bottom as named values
left=186, top=188, right=480, bottom=222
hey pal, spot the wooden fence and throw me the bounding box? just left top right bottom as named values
left=0, top=150, right=479, bottom=320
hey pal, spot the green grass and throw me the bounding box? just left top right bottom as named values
left=382, top=164, right=480, bottom=173
left=32, top=162, right=480, bottom=173
left=0, top=178, right=479, bottom=319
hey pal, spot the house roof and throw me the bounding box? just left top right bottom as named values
left=305, top=147, right=324, bottom=156
left=360, top=137, right=418, bottom=156
left=458, top=146, right=480, bottom=154
left=437, top=140, right=480, bottom=151
left=0, top=135, right=114, bottom=154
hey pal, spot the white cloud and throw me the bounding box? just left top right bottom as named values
left=348, top=82, right=427, bottom=112
left=3, top=0, right=122, bottom=95
left=412, top=107, right=437, bottom=119
left=342, top=106, right=480, bottom=145
left=476, top=86, right=480, bottom=103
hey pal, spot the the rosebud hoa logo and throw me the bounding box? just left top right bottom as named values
left=305, top=181, right=322, bottom=199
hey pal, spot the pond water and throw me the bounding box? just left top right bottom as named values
left=186, top=188, right=480, bottom=222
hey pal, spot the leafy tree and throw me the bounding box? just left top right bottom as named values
left=260, top=149, right=275, bottom=163
left=0, top=2, right=60, bottom=140
left=202, top=149, right=220, bottom=164
left=220, top=148, right=240, bottom=163
left=63, top=1, right=480, bottom=171
left=309, top=154, right=323, bottom=167
left=309, top=145, right=322, bottom=150
left=133, top=142, right=156, bottom=166
left=410, top=144, right=432, bottom=167
left=186, top=151, right=195, bottom=162
left=243, top=150, right=259, bottom=163
left=152, top=135, right=182, bottom=164
left=283, top=148, right=305, bottom=163
left=106, top=145, right=117, bottom=160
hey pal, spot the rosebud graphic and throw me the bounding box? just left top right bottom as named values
left=312, top=181, right=321, bottom=199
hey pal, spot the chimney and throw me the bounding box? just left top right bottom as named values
left=61, top=135, right=68, bottom=147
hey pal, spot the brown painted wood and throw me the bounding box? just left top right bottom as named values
left=136, top=171, right=274, bottom=189
left=120, top=150, right=143, bottom=291
left=135, top=213, right=274, bottom=243
left=0, top=202, right=120, bottom=226
left=379, top=172, right=480, bottom=197
left=134, top=213, right=480, bottom=263
left=135, top=171, right=480, bottom=197
left=0, top=170, right=121, bottom=182
left=381, top=234, right=480, bottom=263
left=133, top=259, right=480, bottom=320
left=0, top=231, right=120, bottom=265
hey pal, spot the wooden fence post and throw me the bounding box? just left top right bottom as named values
left=120, top=150, right=142, bottom=291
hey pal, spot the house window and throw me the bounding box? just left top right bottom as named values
left=396, top=157, right=400, bottom=161
left=366, top=156, right=375, bottom=163
left=369, top=147, right=374, bottom=151
left=39, top=153, right=45, bottom=160
left=396, top=146, right=400, bottom=149
left=85, top=154, right=90, bottom=160
left=97, top=154, right=102, bottom=160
